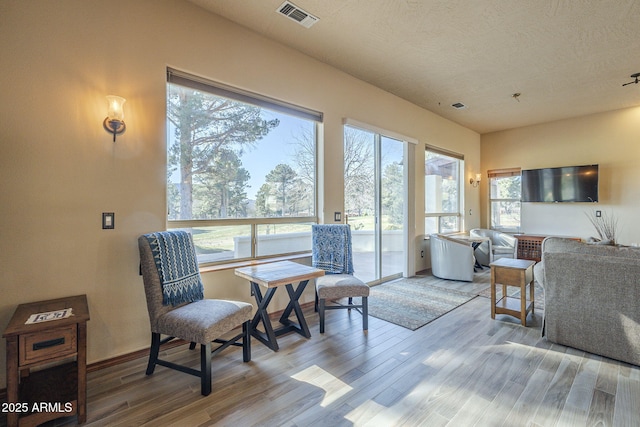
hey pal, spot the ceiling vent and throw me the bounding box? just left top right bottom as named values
left=277, top=1, right=319, bottom=28
left=451, top=102, right=467, bottom=110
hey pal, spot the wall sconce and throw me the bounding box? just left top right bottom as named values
left=103, top=95, right=126, bottom=142
left=470, top=173, right=481, bottom=188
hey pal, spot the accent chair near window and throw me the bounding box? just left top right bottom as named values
left=469, top=228, right=517, bottom=266
left=429, top=234, right=475, bottom=282
left=138, top=230, right=252, bottom=396
left=312, top=224, right=369, bottom=333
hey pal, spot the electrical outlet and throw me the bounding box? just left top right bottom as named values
left=421, top=250, right=424, bottom=258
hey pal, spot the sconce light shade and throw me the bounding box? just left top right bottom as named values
left=103, top=95, right=126, bottom=142
left=470, top=173, right=481, bottom=187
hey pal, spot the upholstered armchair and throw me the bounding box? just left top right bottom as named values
left=429, top=234, right=475, bottom=282
left=469, top=228, right=517, bottom=266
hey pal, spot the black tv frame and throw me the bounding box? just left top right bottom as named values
left=521, top=164, right=599, bottom=203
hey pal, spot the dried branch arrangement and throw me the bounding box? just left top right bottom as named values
left=585, top=210, right=618, bottom=244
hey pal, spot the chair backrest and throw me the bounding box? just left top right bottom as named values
left=429, top=234, right=474, bottom=281
left=138, top=231, right=204, bottom=331
left=492, top=231, right=517, bottom=248
left=311, top=224, right=354, bottom=274
left=471, top=228, right=516, bottom=248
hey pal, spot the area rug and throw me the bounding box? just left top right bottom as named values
left=368, top=277, right=476, bottom=330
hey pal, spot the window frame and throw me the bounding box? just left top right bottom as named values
left=424, top=145, right=464, bottom=235
left=166, top=68, right=322, bottom=265
left=488, top=168, right=522, bottom=233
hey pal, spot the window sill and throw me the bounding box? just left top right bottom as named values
left=424, top=231, right=466, bottom=240
left=199, top=252, right=312, bottom=274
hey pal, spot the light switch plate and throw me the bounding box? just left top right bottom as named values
left=102, top=212, right=115, bottom=229
left=334, top=212, right=341, bottom=222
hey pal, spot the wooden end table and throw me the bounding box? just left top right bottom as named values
left=490, top=258, right=535, bottom=326
left=3, top=295, right=90, bottom=427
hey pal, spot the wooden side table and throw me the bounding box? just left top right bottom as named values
left=235, top=261, right=324, bottom=351
left=490, top=259, right=535, bottom=326
left=3, top=295, right=90, bottom=427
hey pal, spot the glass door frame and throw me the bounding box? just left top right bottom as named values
left=343, top=121, right=413, bottom=285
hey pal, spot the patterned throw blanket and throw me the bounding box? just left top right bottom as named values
left=144, top=231, right=204, bottom=306
left=312, top=224, right=354, bottom=274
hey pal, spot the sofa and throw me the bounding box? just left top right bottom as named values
left=469, top=228, right=517, bottom=266
left=429, top=234, right=475, bottom=282
left=536, top=237, right=640, bottom=366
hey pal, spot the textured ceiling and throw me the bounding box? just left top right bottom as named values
left=186, top=0, right=640, bottom=134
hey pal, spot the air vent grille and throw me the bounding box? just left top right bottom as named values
left=277, top=1, right=319, bottom=28
left=452, top=102, right=467, bottom=109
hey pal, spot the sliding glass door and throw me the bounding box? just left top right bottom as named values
left=344, top=125, right=405, bottom=284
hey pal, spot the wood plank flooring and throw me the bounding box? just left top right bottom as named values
left=17, top=270, right=640, bottom=426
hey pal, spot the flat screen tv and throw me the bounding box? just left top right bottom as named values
left=521, top=164, right=598, bottom=203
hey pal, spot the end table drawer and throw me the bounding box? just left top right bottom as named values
left=494, top=266, right=533, bottom=286
left=19, top=324, right=77, bottom=365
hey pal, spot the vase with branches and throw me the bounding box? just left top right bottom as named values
left=585, top=210, right=618, bottom=245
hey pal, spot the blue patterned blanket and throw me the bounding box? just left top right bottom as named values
left=144, top=231, right=204, bottom=306
left=312, top=224, right=354, bottom=274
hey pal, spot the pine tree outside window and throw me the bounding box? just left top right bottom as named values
left=166, top=69, right=321, bottom=264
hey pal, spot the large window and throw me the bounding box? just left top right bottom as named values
left=166, top=69, right=321, bottom=263
left=489, top=168, right=521, bottom=232
left=425, top=147, right=463, bottom=234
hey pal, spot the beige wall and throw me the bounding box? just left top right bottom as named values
left=481, top=106, right=640, bottom=243
left=0, top=0, right=480, bottom=388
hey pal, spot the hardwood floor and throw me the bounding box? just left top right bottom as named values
left=18, top=270, right=640, bottom=426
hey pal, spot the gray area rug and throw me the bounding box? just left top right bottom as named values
left=368, top=277, right=476, bottom=330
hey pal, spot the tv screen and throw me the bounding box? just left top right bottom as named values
left=521, top=164, right=598, bottom=203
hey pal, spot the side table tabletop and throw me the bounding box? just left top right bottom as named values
left=3, top=294, right=90, bottom=427
left=490, top=258, right=535, bottom=326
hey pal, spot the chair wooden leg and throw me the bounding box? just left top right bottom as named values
left=200, top=342, right=212, bottom=396
left=189, top=342, right=196, bottom=350
left=348, top=297, right=353, bottom=311
left=319, top=299, right=326, bottom=333
left=242, top=320, right=251, bottom=363
left=362, top=296, right=368, bottom=330
left=314, top=290, right=318, bottom=312
left=146, top=333, right=160, bottom=375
